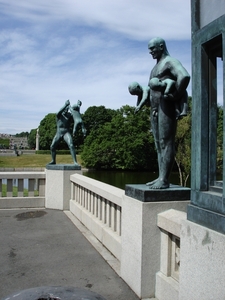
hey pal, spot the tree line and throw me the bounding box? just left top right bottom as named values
left=25, top=98, right=223, bottom=186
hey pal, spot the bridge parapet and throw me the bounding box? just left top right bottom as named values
left=70, top=173, right=123, bottom=261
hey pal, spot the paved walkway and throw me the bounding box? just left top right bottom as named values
left=0, top=209, right=139, bottom=300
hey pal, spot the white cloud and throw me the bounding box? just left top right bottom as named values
left=0, top=0, right=192, bottom=134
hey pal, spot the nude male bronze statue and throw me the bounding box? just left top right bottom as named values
left=129, top=37, right=190, bottom=189
left=49, top=99, right=86, bottom=166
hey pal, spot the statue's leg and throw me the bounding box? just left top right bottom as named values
left=149, top=101, right=176, bottom=189
left=49, top=135, right=59, bottom=164
left=146, top=110, right=160, bottom=185
left=64, top=132, right=80, bottom=166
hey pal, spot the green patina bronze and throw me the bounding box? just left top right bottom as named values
left=129, top=37, right=190, bottom=189
left=48, top=99, right=86, bottom=166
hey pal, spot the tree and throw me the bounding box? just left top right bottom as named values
left=175, top=97, right=192, bottom=186
left=39, top=113, right=57, bottom=150
left=82, top=105, right=157, bottom=170
left=28, top=129, right=37, bottom=149
left=15, top=132, right=29, bottom=137
left=83, top=106, right=116, bottom=135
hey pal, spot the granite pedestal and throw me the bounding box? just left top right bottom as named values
left=45, top=164, right=82, bottom=210
left=125, top=184, right=190, bottom=202
left=121, top=185, right=190, bottom=299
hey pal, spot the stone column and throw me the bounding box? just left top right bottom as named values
left=120, top=184, right=190, bottom=299
left=45, top=164, right=82, bottom=210
left=36, top=128, right=40, bottom=151
left=179, top=219, right=225, bottom=300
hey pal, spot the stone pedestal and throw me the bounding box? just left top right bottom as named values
left=120, top=185, right=189, bottom=299
left=179, top=219, right=225, bottom=300
left=125, top=184, right=190, bottom=202
left=45, top=164, right=82, bottom=210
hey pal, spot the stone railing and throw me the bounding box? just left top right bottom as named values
left=155, top=209, right=187, bottom=300
left=69, top=173, right=123, bottom=261
left=0, top=172, right=46, bottom=209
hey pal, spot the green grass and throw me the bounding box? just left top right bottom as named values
left=0, top=154, right=83, bottom=168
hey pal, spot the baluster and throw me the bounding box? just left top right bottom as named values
left=92, top=193, right=95, bottom=215
left=116, top=206, right=121, bottom=236
left=77, top=185, right=81, bottom=204
left=28, top=179, right=35, bottom=197
left=106, top=200, right=111, bottom=227
left=98, top=196, right=102, bottom=220
left=84, top=188, right=87, bottom=208
left=81, top=186, right=84, bottom=207
left=102, top=199, right=106, bottom=223
left=94, top=194, right=98, bottom=217
left=39, top=178, right=45, bottom=197
left=86, top=190, right=89, bottom=210
left=7, top=179, right=13, bottom=197
left=71, top=181, right=75, bottom=200
left=88, top=191, right=92, bottom=212
left=111, top=203, right=116, bottom=231
left=76, top=184, right=79, bottom=203
left=91, top=193, right=94, bottom=214
left=83, top=188, right=86, bottom=208
left=18, top=179, right=24, bottom=197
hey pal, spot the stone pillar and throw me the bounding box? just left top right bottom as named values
left=120, top=184, right=190, bottom=299
left=179, top=219, right=225, bottom=300
left=45, top=164, right=82, bottom=210
left=36, top=128, right=40, bottom=151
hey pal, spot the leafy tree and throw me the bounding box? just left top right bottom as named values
left=39, top=113, right=57, bottom=150
left=28, top=129, right=37, bottom=149
left=82, top=105, right=157, bottom=170
left=15, top=132, right=29, bottom=137
left=175, top=97, right=192, bottom=186
left=83, top=106, right=116, bottom=135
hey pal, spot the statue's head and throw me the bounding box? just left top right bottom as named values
left=72, top=100, right=82, bottom=111
left=149, top=77, right=163, bottom=90
left=128, top=82, right=142, bottom=95
left=148, top=37, right=169, bottom=60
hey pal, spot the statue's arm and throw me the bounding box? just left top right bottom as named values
left=56, top=100, right=70, bottom=118
left=170, top=61, right=190, bottom=101
left=135, top=86, right=150, bottom=113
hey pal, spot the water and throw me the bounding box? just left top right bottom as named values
left=82, top=170, right=184, bottom=190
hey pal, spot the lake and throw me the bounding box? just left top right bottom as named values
left=82, top=170, right=187, bottom=190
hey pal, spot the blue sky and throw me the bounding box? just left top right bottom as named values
left=0, top=0, right=192, bottom=135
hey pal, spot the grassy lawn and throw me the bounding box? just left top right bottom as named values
left=0, top=154, right=83, bottom=168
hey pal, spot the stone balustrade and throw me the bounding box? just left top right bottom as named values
left=0, top=172, right=46, bottom=208
left=69, top=173, right=123, bottom=261
left=155, top=209, right=187, bottom=300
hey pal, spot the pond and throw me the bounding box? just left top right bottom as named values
left=82, top=169, right=188, bottom=190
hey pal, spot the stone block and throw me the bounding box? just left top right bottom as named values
left=120, top=194, right=189, bottom=299
left=125, top=184, right=190, bottom=202
left=45, top=166, right=82, bottom=210
left=179, top=219, right=225, bottom=300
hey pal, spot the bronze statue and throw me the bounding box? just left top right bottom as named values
left=129, top=37, right=190, bottom=189
left=48, top=99, right=86, bottom=166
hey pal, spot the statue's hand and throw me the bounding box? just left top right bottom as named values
left=65, top=99, right=70, bottom=106
left=134, top=106, right=140, bottom=114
